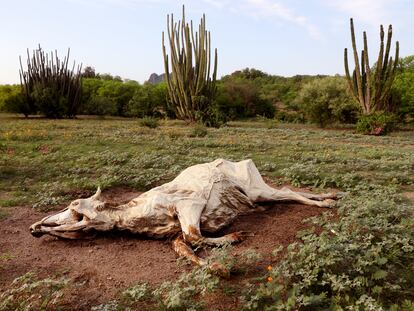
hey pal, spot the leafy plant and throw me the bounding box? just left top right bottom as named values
left=139, top=116, right=159, bottom=129
left=298, top=76, right=358, bottom=127
left=243, top=186, right=414, bottom=310
left=214, top=79, right=275, bottom=122
left=356, top=112, right=397, bottom=135
left=83, top=95, right=118, bottom=116
left=122, top=283, right=150, bottom=303
left=392, top=55, right=414, bottom=121
left=0, top=272, right=69, bottom=311
left=189, top=123, right=208, bottom=137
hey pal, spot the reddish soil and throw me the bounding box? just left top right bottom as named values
left=0, top=187, right=329, bottom=310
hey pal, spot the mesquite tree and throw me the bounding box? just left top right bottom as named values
left=19, top=45, right=82, bottom=118
left=344, top=18, right=399, bottom=114
left=162, top=5, right=218, bottom=125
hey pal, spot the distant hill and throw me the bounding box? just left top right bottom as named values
left=147, top=73, right=166, bottom=85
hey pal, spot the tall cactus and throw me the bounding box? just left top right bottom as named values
left=344, top=18, right=399, bottom=114
left=19, top=45, right=82, bottom=118
left=162, top=5, right=218, bottom=124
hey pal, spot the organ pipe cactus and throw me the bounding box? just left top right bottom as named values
left=344, top=18, right=399, bottom=114
left=19, top=45, right=82, bottom=118
left=162, top=5, right=218, bottom=124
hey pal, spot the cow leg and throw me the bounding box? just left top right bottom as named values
left=174, top=198, right=206, bottom=246
left=203, top=231, right=254, bottom=246
left=173, top=199, right=237, bottom=275
left=172, top=235, right=206, bottom=266
left=172, top=232, right=230, bottom=276
left=176, top=202, right=251, bottom=247
left=280, top=186, right=336, bottom=201
left=238, top=160, right=335, bottom=207
left=258, top=187, right=335, bottom=207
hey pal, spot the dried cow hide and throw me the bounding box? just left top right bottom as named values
left=30, top=159, right=336, bottom=268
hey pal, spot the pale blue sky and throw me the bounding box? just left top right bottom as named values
left=0, top=0, right=413, bottom=84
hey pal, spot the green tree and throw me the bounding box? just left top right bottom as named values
left=82, top=66, right=96, bottom=78
left=298, top=76, right=358, bottom=127
left=84, top=95, right=118, bottom=116
left=392, top=71, right=414, bottom=120
left=0, top=84, right=22, bottom=112
left=96, top=80, right=139, bottom=116
left=126, top=83, right=170, bottom=118
left=214, top=79, right=275, bottom=121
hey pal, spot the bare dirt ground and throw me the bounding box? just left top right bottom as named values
left=0, top=187, right=329, bottom=310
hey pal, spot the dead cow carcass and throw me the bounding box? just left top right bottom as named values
left=30, top=159, right=336, bottom=266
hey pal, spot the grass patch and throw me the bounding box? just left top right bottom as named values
left=1, top=113, right=412, bottom=211
left=1, top=113, right=413, bottom=309
left=0, top=272, right=69, bottom=311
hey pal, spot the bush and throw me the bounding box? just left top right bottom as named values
left=3, top=92, right=30, bottom=116
left=298, top=76, right=358, bottom=127
left=80, top=78, right=142, bottom=116
left=243, top=186, right=414, bottom=310
left=126, top=83, right=170, bottom=118
left=31, top=84, right=71, bottom=118
left=356, top=112, right=397, bottom=135
left=82, top=95, right=118, bottom=116
left=392, top=71, right=414, bottom=121
left=276, top=110, right=305, bottom=123
left=213, top=80, right=275, bottom=123
left=139, top=116, right=159, bottom=129
left=96, top=80, right=138, bottom=116
left=0, top=85, right=22, bottom=112
left=189, top=123, right=208, bottom=137
left=0, top=272, right=69, bottom=310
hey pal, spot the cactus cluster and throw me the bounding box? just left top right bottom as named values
left=19, top=45, right=82, bottom=118
left=344, top=18, right=399, bottom=114
left=162, top=5, right=218, bottom=124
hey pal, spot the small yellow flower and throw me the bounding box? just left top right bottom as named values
left=267, top=276, right=273, bottom=282
left=267, top=265, right=272, bottom=271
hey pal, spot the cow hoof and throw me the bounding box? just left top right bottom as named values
left=233, top=231, right=255, bottom=242
left=321, top=199, right=336, bottom=208
left=326, top=192, right=337, bottom=199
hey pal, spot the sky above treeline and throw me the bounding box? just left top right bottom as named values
left=0, top=0, right=413, bottom=84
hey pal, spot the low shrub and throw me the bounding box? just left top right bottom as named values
left=189, top=123, right=208, bottom=137
left=298, top=76, right=358, bottom=127
left=213, top=79, right=275, bottom=123
left=356, top=112, right=397, bottom=135
left=276, top=110, right=305, bottom=123
left=139, top=116, right=159, bottom=129
left=125, top=83, right=170, bottom=118
left=81, top=95, right=118, bottom=116
left=0, top=272, right=69, bottom=310
left=264, top=118, right=278, bottom=129
left=242, top=186, right=414, bottom=310
left=122, top=283, right=150, bottom=303
left=3, top=92, right=30, bottom=116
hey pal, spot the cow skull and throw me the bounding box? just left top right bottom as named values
left=29, top=187, right=116, bottom=239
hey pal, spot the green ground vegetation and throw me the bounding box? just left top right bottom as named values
left=0, top=114, right=413, bottom=310
left=1, top=114, right=412, bottom=210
